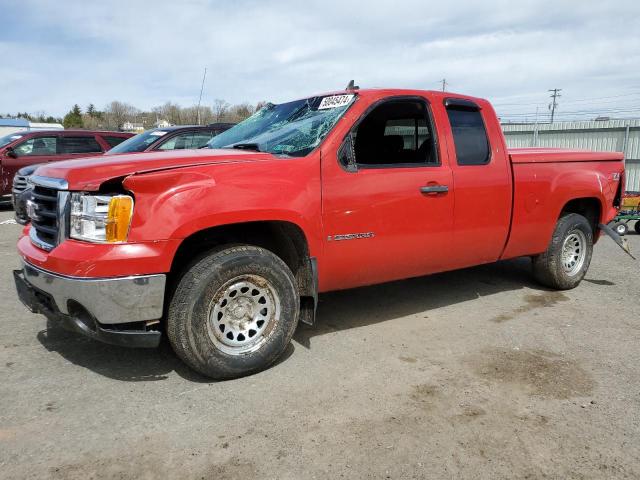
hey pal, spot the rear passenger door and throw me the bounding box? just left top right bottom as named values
left=57, top=135, right=105, bottom=160
left=442, top=98, right=512, bottom=268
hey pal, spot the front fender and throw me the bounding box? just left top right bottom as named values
left=122, top=162, right=323, bottom=256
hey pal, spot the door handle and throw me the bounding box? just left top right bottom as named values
left=420, top=185, right=449, bottom=194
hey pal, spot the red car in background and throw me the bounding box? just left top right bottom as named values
left=0, top=130, right=132, bottom=202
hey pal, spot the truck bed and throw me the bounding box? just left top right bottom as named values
left=509, top=148, right=624, bottom=164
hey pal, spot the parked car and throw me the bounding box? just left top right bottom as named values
left=105, top=124, right=234, bottom=155
left=11, top=164, right=38, bottom=224
left=0, top=130, right=132, bottom=204
left=11, top=125, right=234, bottom=221
left=13, top=88, right=625, bottom=380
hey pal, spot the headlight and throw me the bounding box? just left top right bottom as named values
left=70, top=193, right=134, bottom=243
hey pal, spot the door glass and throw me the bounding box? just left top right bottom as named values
left=157, top=133, right=194, bottom=150
left=351, top=100, right=438, bottom=167
left=60, top=136, right=103, bottom=154
left=13, top=137, right=57, bottom=156
left=191, top=132, right=215, bottom=148
left=445, top=108, right=490, bottom=165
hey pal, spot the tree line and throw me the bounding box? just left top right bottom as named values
left=4, top=99, right=267, bottom=130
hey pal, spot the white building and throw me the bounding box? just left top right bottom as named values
left=503, top=119, right=640, bottom=192
left=0, top=118, right=64, bottom=136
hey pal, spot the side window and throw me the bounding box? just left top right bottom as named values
left=446, top=107, right=490, bottom=165
left=157, top=132, right=194, bottom=150
left=103, top=136, right=128, bottom=148
left=191, top=132, right=215, bottom=148
left=60, top=136, right=103, bottom=154
left=13, top=136, right=57, bottom=156
left=350, top=99, right=438, bottom=167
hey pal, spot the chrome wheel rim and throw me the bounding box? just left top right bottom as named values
left=561, top=230, right=587, bottom=276
left=207, top=274, right=280, bottom=356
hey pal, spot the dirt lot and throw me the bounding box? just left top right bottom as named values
left=1, top=207, right=639, bottom=479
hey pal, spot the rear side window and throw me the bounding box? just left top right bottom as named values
left=157, top=131, right=215, bottom=150
left=60, top=136, right=103, bottom=154
left=103, top=136, right=128, bottom=148
left=192, top=132, right=215, bottom=148
left=446, top=107, right=490, bottom=165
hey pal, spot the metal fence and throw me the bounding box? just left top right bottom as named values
left=502, top=119, right=640, bottom=192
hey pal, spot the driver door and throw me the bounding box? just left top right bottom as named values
left=320, top=96, right=454, bottom=291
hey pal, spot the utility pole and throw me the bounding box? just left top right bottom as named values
left=548, top=88, right=561, bottom=123
left=196, top=67, right=207, bottom=125
left=440, top=78, right=448, bottom=92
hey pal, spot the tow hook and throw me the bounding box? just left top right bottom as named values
left=598, top=223, right=636, bottom=260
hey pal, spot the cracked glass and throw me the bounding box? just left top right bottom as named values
left=207, top=94, right=356, bottom=157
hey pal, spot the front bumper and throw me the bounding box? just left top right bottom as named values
left=14, top=260, right=166, bottom=348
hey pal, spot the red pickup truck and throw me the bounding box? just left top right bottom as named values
left=13, top=88, right=625, bottom=379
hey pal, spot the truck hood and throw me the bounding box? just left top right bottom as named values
left=33, top=149, right=275, bottom=190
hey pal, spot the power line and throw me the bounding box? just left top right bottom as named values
left=492, top=90, right=640, bottom=107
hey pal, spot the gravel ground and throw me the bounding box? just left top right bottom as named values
left=1, top=207, right=639, bottom=479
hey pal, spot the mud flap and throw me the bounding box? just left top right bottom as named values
left=598, top=223, right=636, bottom=260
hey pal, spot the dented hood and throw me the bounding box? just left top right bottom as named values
left=33, top=149, right=274, bottom=190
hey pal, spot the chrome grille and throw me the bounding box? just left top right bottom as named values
left=12, top=175, right=29, bottom=194
left=30, top=185, right=60, bottom=250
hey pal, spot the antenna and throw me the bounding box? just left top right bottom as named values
left=440, top=78, right=448, bottom=92
left=197, top=67, right=207, bottom=125
left=345, top=80, right=359, bottom=91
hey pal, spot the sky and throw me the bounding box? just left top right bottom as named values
left=1, top=0, right=639, bottom=122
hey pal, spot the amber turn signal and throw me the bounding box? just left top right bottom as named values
left=106, top=195, right=134, bottom=242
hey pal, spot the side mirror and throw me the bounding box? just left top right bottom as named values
left=5, top=147, right=17, bottom=158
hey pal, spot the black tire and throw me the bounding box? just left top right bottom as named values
left=634, top=221, right=640, bottom=235
left=532, top=213, right=593, bottom=290
left=614, top=222, right=628, bottom=236
left=167, top=245, right=299, bottom=379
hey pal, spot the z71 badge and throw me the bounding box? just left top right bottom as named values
left=327, top=232, right=375, bottom=241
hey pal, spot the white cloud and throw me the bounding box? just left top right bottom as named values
left=2, top=0, right=639, bottom=120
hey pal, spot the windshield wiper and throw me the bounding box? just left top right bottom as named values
left=231, top=143, right=261, bottom=151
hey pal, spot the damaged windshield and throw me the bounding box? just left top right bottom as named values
left=206, top=94, right=356, bottom=157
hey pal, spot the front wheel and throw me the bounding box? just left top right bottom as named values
left=634, top=221, right=640, bottom=235
left=532, top=213, right=593, bottom=290
left=167, top=245, right=299, bottom=379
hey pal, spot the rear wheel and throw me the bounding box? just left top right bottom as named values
left=167, top=245, right=299, bottom=379
left=614, top=222, right=628, bottom=236
left=635, top=221, right=640, bottom=235
left=533, top=213, right=593, bottom=290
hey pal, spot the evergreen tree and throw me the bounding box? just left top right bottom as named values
left=63, top=104, right=83, bottom=128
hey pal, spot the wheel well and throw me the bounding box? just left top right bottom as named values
left=169, top=221, right=316, bottom=319
left=560, top=198, right=601, bottom=233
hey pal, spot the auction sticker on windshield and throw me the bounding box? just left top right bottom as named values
left=150, top=131, right=168, bottom=136
left=318, top=94, right=354, bottom=110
